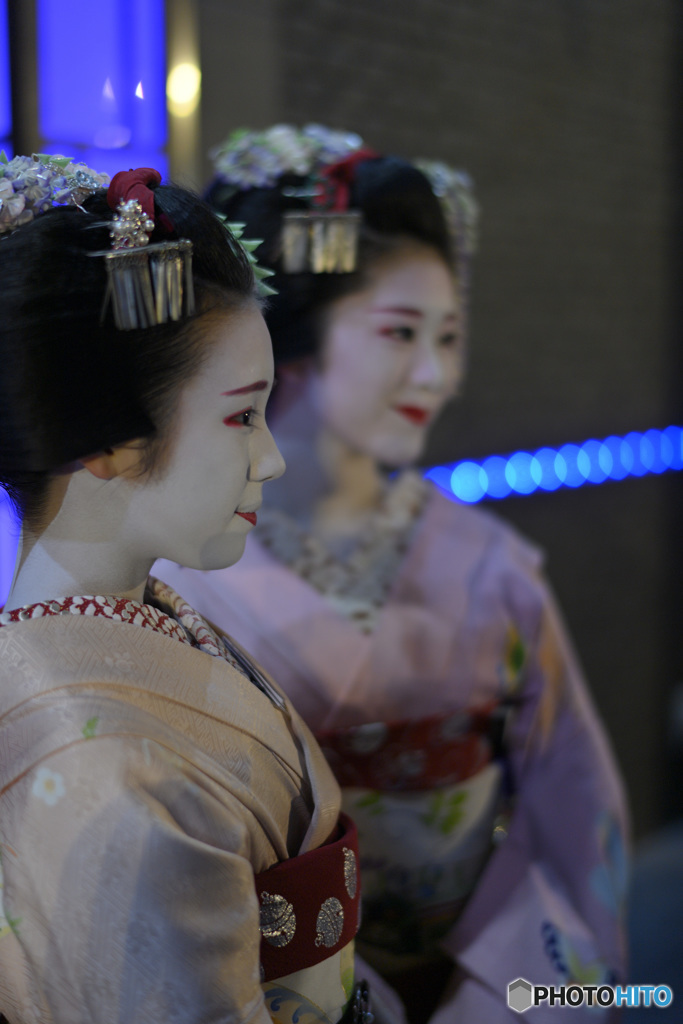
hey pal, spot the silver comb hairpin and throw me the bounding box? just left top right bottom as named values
left=90, top=199, right=195, bottom=331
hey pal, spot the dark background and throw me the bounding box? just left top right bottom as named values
left=195, top=0, right=682, bottom=838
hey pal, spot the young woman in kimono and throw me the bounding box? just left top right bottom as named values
left=157, top=127, right=629, bottom=1022
left=0, top=159, right=369, bottom=1024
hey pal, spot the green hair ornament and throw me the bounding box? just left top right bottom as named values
left=217, top=215, right=277, bottom=297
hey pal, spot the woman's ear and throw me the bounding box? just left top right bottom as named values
left=80, top=442, right=144, bottom=481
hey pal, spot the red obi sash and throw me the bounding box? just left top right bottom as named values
left=316, top=701, right=509, bottom=791
left=255, top=812, right=361, bottom=983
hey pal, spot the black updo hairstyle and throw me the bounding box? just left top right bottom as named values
left=205, top=155, right=454, bottom=366
left=0, top=183, right=255, bottom=524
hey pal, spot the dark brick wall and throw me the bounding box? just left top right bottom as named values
left=199, top=0, right=680, bottom=835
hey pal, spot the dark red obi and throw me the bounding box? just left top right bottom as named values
left=316, top=701, right=509, bottom=791
left=255, top=812, right=360, bottom=983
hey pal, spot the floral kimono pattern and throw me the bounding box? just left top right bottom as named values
left=0, top=581, right=355, bottom=1024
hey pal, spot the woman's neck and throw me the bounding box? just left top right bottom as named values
left=265, top=375, right=384, bottom=546
left=6, top=472, right=152, bottom=611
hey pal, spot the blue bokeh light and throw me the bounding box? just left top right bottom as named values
left=557, top=444, right=586, bottom=487
left=597, top=442, right=614, bottom=478
left=626, top=432, right=648, bottom=476
left=621, top=437, right=636, bottom=476
left=480, top=456, right=511, bottom=499
left=450, top=461, right=487, bottom=503
left=0, top=490, right=18, bottom=607
left=426, top=425, right=683, bottom=506
left=534, top=447, right=562, bottom=490
left=505, top=451, right=540, bottom=495
left=662, top=425, right=683, bottom=470
left=602, top=436, right=626, bottom=480
left=0, top=0, right=11, bottom=152
left=581, top=440, right=608, bottom=484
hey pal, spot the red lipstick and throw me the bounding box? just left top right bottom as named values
left=395, top=405, right=431, bottom=426
left=236, top=511, right=257, bottom=526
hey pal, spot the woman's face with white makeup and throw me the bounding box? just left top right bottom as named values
left=312, top=246, right=463, bottom=467
left=127, top=304, right=285, bottom=570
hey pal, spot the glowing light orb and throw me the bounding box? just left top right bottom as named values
left=167, top=63, right=201, bottom=117
left=450, top=461, right=487, bottom=503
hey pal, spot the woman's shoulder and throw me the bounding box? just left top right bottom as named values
left=422, top=481, right=545, bottom=579
left=0, top=600, right=305, bottom=790
left=0, top=601, right=328, bottom=869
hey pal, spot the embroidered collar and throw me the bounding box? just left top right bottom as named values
left=0, top=578, right=226, bottom=659
left=255, top=470, right=429, bottom=633
left=0, top=578, right=287, bottom=708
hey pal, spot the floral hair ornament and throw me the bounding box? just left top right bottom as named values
left=0, top=151, right=110, bottom=233
left=90, top=168, right=195, bottom=331
left=210, top=124, right=372, bottom=274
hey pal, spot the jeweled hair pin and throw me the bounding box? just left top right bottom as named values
left=90, top=196, right=195, bottom=331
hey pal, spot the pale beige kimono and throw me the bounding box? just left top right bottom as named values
left=0, top=586, right=341, bottom=1024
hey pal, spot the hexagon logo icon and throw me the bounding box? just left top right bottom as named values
left=508, top=978, right=533, bottom=1013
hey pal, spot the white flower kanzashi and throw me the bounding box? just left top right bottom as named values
left=0, top=152, right=109, bottom=235
left=0, top=177, right=28, bottom=231
left=210, top=123, right=364, bottom=191
left=31, top=766, right=66, bottom=807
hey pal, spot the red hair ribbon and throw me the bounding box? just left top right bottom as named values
left=317, top=147, right=379, bottom=212
left=107, top=167, right=174, bottom=234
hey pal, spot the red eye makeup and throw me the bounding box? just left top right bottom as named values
left=223, top=407, right=254, bottom=427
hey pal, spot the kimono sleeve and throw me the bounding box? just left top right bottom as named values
left=0, top=733, right=272, bottom=1024
left=438, top=571, right=629, bottom=1023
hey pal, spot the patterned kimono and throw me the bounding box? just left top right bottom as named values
left=157, top=473, right=629, bottom=1022
left=0, top=580, right=359, bottom=1024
